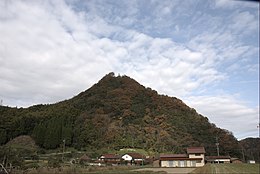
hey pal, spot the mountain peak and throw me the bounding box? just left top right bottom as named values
left=0, top=73, right=242, bottom=159
left=97, top=72, right=143, bottom=89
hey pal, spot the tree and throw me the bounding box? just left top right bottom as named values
left=32, top=123, right=46, bottom=147
left=0, top=129, right=7, bottom=145
left=62, top=126, right=72, bottom=146
left=43, top=117, right=62, bottom=149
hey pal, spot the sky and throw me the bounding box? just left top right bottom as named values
left=0, top=0, right=259, bottom=140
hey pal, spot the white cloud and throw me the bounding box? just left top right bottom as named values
left=215, top=0, right=235, bottom=8
left=214, top=0, right=258, bottom=9
left=110, top=32, right=227, bottom=98
left=186, top=95, right=259, bottom=139
left=0, top=0, right=116, bottom=106
left=229, top=11, right=258, bottom=35
left=0, top=0, right=253, bottom=107
left=0, top=0, right=258, bottom=140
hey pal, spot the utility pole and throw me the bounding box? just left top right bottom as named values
left=131, top=131, right=134, bottom=148
left=241, top=148, right=245, bottom=162
left=257, top=123, right=260, bottom=138
left=216, top=137, right=220, bottom=163
left=142, top=154, right=144, bottom=167
left=62, top=139, right=66, bottom=162
left=216, top=137, right=220, bottom=156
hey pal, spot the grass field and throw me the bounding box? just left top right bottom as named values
left=190, top=163, right=259, bottom=174
left=18, top=166, right=166, bottom=174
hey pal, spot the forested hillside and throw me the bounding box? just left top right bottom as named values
left=0, top=73, right=242, bottom=158
left=239, top=138, right=260, bottom=163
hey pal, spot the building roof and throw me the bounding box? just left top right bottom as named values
left=100, top=154, right=121, bottom=159
left=124, top=152, right=144, bottom=159
left=159, top=154, right=198, bottom=161
left=160, top=155, right=202, bottom=161
left=80, top=154, right=91, bottom=161
left=231, top=158, right=241, bottom=161
left=187, top=147, right=206, bottom=154
left=160, top=154, right=188, bottom=158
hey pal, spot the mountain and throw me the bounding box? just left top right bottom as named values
left=239, top=137, right=260, bottom=163
left=0, top=72, right=242, bottom=157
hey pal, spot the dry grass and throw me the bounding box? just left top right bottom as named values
left=13, top=165, right=164, bottom=174
left=6, top=135, right=38, bottom=150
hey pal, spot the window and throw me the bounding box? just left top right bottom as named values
left=168, top=161, right=174, bottom=167
left=195, top=154, right=201, bottom=156
left=191, top=161, right=196, bottom=167
left=179, top=161, right=185, bottom=167
left=184, top=160, right=187, bottom=167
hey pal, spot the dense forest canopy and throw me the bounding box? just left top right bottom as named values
left=0, top=73, right=244, bottom=158
left=239, top=137, right=260, bottom=162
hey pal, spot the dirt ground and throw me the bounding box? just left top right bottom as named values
left=133, top=167, right=196, bottom=174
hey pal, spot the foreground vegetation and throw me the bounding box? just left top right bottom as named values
left=0, top=141, right=159, bottom=174
left=190, top=164, right=260, bottom=174
left=11, top=166, right=166, bottom=174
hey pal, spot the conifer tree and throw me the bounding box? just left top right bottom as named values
left=32, top=123, right=46, bottom=147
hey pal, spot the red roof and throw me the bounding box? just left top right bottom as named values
left=100, top=154, right=121, bottom=159
left=160, top=154, right=188, bottom=158
left=187, top=147, right=205, bottom=154
left=125, top=153, right=144, bottom=159
left=160, top=154, right=201, bottom=161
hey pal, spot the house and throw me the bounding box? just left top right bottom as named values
left=99, top=154, right=121, bottom=165
left=160, top=147, right=205, bottom=168
left=160, top=154, right=191, bottom=167
left=205, top=156, right=231, bottom=163
left=121, top=152, right=145, bottom=165
left=187, top=147, right=206, bottom=167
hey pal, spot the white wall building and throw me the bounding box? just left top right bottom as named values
left=121, top=153, right=144, bottom=165
left=160, top=147, right=206, bottom=168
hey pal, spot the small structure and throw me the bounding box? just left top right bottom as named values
left=247, top=160, right=256, bottom=164
left=205, top=156, right=231, bottom=163
left=99, top=154, right=121, bottom=165
left=121, top=153, right=145, bottom=165
left=79, top=154, right=91, bottom=164
left=153, top=159, right=160, bottom=167
left=231, top=158, right=243, bottom=163
left=160, top=147, right=205, bottom=168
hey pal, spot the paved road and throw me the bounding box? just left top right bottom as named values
left=134, top=167, right=196, bottom=174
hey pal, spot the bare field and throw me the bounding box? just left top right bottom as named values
left=190, top=163, right=260, bottom=174
left=133, top=167, right=196, bottom=174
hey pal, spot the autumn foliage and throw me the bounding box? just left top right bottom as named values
left=0, top=73, right=242, bottom=158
